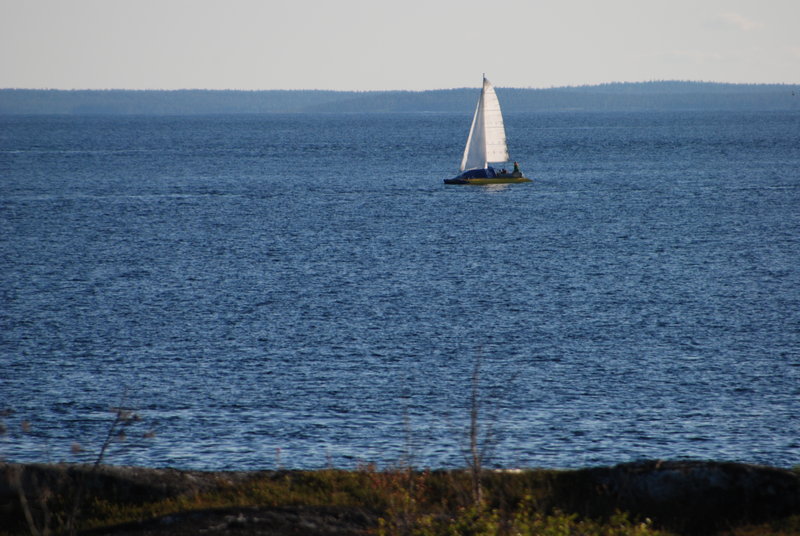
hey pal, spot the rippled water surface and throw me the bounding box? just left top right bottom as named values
left=1, top=111, right=799, bottom=470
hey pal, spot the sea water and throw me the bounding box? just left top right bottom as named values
left=1, top=111, right=799, bottom=470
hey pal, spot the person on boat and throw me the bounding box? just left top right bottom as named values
left=513, top=161, right=520, bottom=173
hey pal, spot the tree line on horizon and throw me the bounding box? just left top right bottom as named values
left=0, top=81, right=797, bottom=115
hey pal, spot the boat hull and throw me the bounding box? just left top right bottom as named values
left=444, top=176, right=532, bottom=185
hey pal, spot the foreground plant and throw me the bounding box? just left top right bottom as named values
left=5, top=401, right=153, bottom=536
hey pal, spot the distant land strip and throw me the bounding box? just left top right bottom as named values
left=1, top=81, right=798, bottom=114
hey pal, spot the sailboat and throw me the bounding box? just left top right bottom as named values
left=444, top=76, right=531, bottom=185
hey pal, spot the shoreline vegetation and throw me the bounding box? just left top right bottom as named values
left=1, top=460, right=799, bottom=535
left=1, top=82, right=799, bottom=115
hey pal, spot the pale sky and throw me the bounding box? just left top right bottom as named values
left=2, top=0, right=798, bottom=90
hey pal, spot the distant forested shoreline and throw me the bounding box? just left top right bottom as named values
left=1, top=81, right=798, bottom=114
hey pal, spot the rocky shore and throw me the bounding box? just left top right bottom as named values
left=2, top=460, right=799, bottom=535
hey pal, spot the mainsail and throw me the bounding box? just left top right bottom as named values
left=459, top=76, right=509, bottom=171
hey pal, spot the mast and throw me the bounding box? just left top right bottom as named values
left=460, top=76, right=509, bottom=171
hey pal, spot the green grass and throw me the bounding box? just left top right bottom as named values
left=3, top=465, right=799, bottom=535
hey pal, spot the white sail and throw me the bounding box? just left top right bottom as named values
left=459, top=77, right=509, bottom=171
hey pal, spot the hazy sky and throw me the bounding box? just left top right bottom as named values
left=2, top=0, right=798, bottom=90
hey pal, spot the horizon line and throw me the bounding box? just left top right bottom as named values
left=2, top=80, right=798, bottom=92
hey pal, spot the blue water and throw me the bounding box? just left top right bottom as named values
left=1, top=111, right=799, bottom=470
